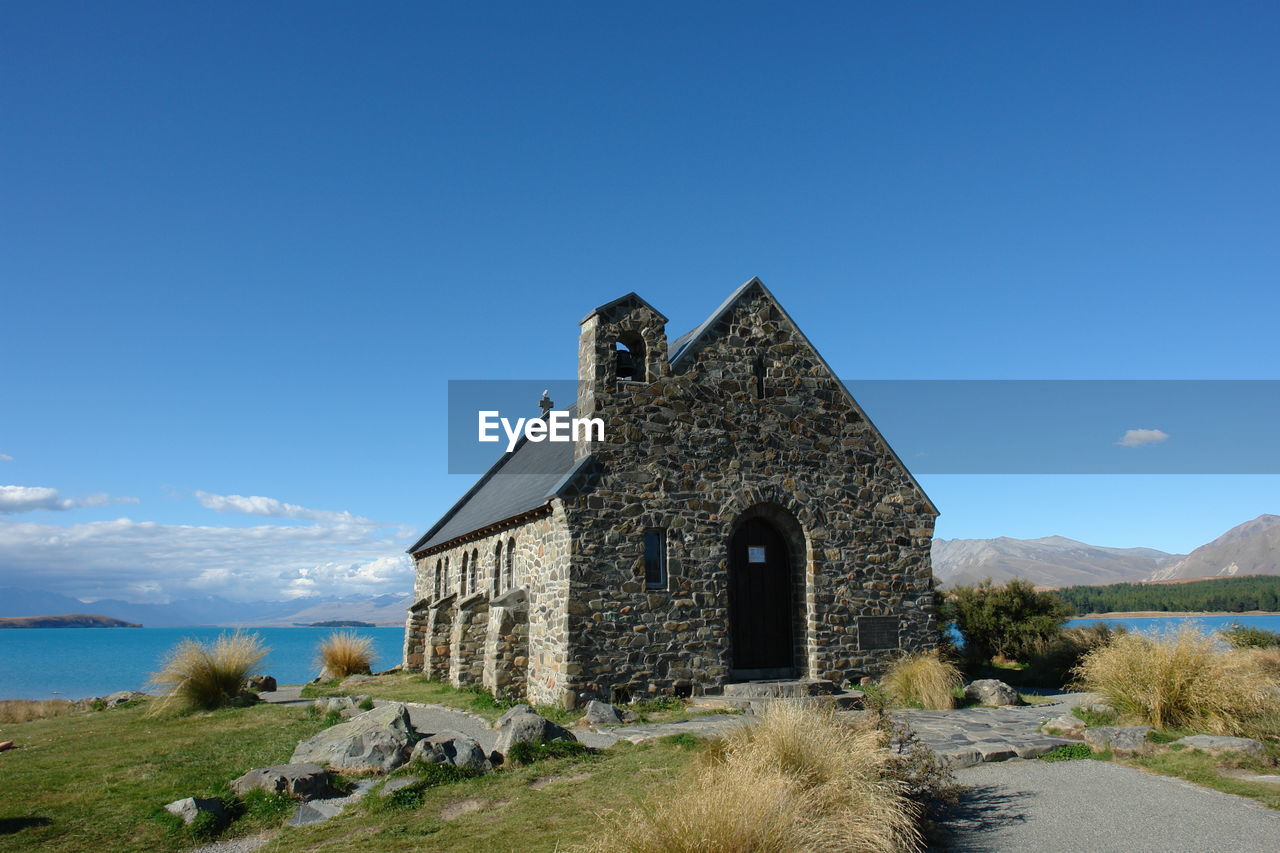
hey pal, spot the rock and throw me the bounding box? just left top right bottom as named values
left=313, top=695, right=372, bottom=718
left=1083, top=702, right=1115, bottom=716
left=230, top=763, right=337, bottom=800
left=1041, top=715, right=1085, bottom=737
left=338, top=674, right=378, bottom=690
left=164, top=796, right=226, bottom=826
left=378, top=776, right=421, bottom=797
left=1172, top=735, right=1265, bottom=757
left=291, top=702, right=419, bottom=773
left=494, top=704, right=533, bottom=728
left=103, top=690, right=144, bottom=708
left=228, top=690, right=261, bottom=707
left=410, top=730, right=492, bottom=773
left=963, top=679, right=1020, bottom=707
left=247, top=675, right=278, bottom=693
left=583, top=699, right=623, bottom=726
left=493, top=707, right=575, bottom=756
left=376, top=665, right=404, bottom=676
left=1082, top=725, right=1152, bottom=755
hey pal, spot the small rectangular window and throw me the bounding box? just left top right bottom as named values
left=644, top=529, right=667, bottom=589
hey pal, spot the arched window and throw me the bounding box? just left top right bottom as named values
left=470, top=548, right=479, bottom=595
left=459, top=552, right=468, bottom=596
left=614, top=331, right=646, bottom=382
left=434, top=559, right=442, bottom=600
left=505, top=538, right=515, bottom=590
left=492, top=542, right=502, bottom=596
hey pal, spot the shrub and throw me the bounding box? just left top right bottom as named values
left=1073, top=626, right=1279, bottom=735
left=316, top=631, right=373, bottom=679
left=1040, top=744, right=1092, bottom=762
left=882, top=650, right=962, bottom=710
left=589, top=702, right=921, bottom=853
left=946, top=578, right=1073, bottom=662
left=1024, top=622, right=1128, bottom=687
left=505, top=739, right=592, bottom=766
left=149, top=631, right=267, bottom=713
left=1220, top=622, right=1280, bottom=649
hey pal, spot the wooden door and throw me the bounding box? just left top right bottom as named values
left=729, top=517, right=794, bottom=672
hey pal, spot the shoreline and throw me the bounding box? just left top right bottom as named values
left=1074, top=610, right=1280, bottom=619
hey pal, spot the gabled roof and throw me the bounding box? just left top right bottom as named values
left=407, top=279, right=936, bottom=555
left=580, top=292, right=669, bottom=326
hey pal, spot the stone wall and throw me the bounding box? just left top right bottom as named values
left=559, top=283, right=938, bottom=702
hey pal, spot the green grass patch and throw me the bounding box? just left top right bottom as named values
left=300, top=674, right=582, bottom=725
left=1039, top=743, right=1093, bottom=762
left=504, top=739, right=593, bottom=767
left=265, top=739, right=699, bottom=853
left=1128, top=750, right=1280, bottom=810
left=0, top=701, right=331, bottom=853
left=1072, top=705, right=1119, bottom=728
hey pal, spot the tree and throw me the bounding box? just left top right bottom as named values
left=945, top=578, right=1073, bottom=662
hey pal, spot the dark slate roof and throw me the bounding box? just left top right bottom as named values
left=408, top=432, right=576, bottom=554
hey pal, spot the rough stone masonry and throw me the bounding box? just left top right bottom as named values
left=403, top=278, right=939, bottom=709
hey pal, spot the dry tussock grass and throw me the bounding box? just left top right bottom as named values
left=882, top=650, right=962, bottom=710
left=0, top=699, right=76, bottom=724
left=317, top=630, right=373, bottom=679
left=588, top=702, right=921, bottom=853
left=149, top=631, right=266, bottom=714
left=1074, top=626, right=1279, bottom=735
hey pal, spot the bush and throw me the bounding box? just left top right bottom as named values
left=1040, top=744, right=1092, bottom=762
left=946, top=578, right=1073, bottom=662
left=1220, top=622, right=1280, bottom=649
left=505, top=739, right=592, bottom=766
left=589, top=702, right=921, bottom=853
left=1073, top=626, right=1279, bottom=735
left=316, top=631, right=373, bottom=680
left=882, top=650, right=962, bottom=710
left=149, top=631, right=267, bottom=713
left=1024, top=622, right=1128, bottom=687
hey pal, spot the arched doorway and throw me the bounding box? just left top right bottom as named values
left=729, top=516, right=797, bottom=678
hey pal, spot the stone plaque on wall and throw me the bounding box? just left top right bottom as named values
left=858, top=616, right=899, bottom=650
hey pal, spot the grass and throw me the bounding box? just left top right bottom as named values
left=1039, top=744, right=1093, bottom=761
left=585, top=703, right=922, bottom=853
left=1073, top=626, right=1280, bottom=736
left=316, top=631, right=374, bottom=680
left=882, top=650, right=962, bottom=710
left=0, top=699, right=77, bottom=724
left=1127, top=749, right=1280, bottom=810
left=0, top=700, right=331, bottom=853
left=149, top=631, right=267, bottom=714
left=302, top=672, right=589, bottom=724
left=263, top=738, right=696, bottom=852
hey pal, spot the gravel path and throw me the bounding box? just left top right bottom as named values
left=934, top=758, right=1280, bottom=852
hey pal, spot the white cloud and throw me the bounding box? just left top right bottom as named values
left=0, top=515, right=413, bottom=601
left=0, top=454, right=12, bottom=462
left=1115, top=428, right=1170, bottom=448
left=0, top=485, right=138, bottom=514
left=194, top=491, right=376, bottom=526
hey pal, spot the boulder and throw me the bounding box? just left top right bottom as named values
left=313, top=695, right=372, bottom=718
left=1041, top=715, right=1085, bottom=737
left=291, top=702, right=418, bottom=773
left=963, top=679, right=1020, bottom=707
left=103, top=690, right=145, bottom=708
left=410, top=730, right=492, bottom=773
left=338, top=674, right=378, bottom=690
left=247, top=675, right=278, bottom=693
left=378, top=776, right=421, bottom=798
left=1082, top=725, right=1153, bottom=755
left=583, top=700, right=623, bottom=726
left=164, top=796, right=226, bottom=826
left=231, top=763, right=337, bottom=800
left=493, top=707, right=575, bottom=756
left=228, top=690, right=261, bottom=708
left=1172, top=735, right=1265, bottom=757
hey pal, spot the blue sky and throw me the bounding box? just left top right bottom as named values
left=2, top=3, right=1277, bottom=602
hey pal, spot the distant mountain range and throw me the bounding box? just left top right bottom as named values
left=0, top=588, right=410, bottom=628
left=933, top=514, right=1280, bottom=588
left=0, top=614, right=141, bottom=629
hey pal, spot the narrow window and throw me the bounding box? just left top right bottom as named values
left=492, top=542, right=502, bottom=596
left=644, top=529, right=668, bottom=590
left=753, top=355, right=766, bottom=398
left=505, top=538, right=515, bottom=590
left=615, top=332, right=646, bottom=382
left=434, top=560, right=442, bottom=600
left=470, top=548, right=479, bottom=595
left=459, top=553, right=468, bottom=596
left=444, top=556, right=450, bottom=594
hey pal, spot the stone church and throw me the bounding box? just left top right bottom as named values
left=403, top=279, right=938, bottom=709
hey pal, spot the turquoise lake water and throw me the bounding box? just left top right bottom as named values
left=3, top=615, right=1279, bottom=700
left=0, top=626, right=405, bottom=700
